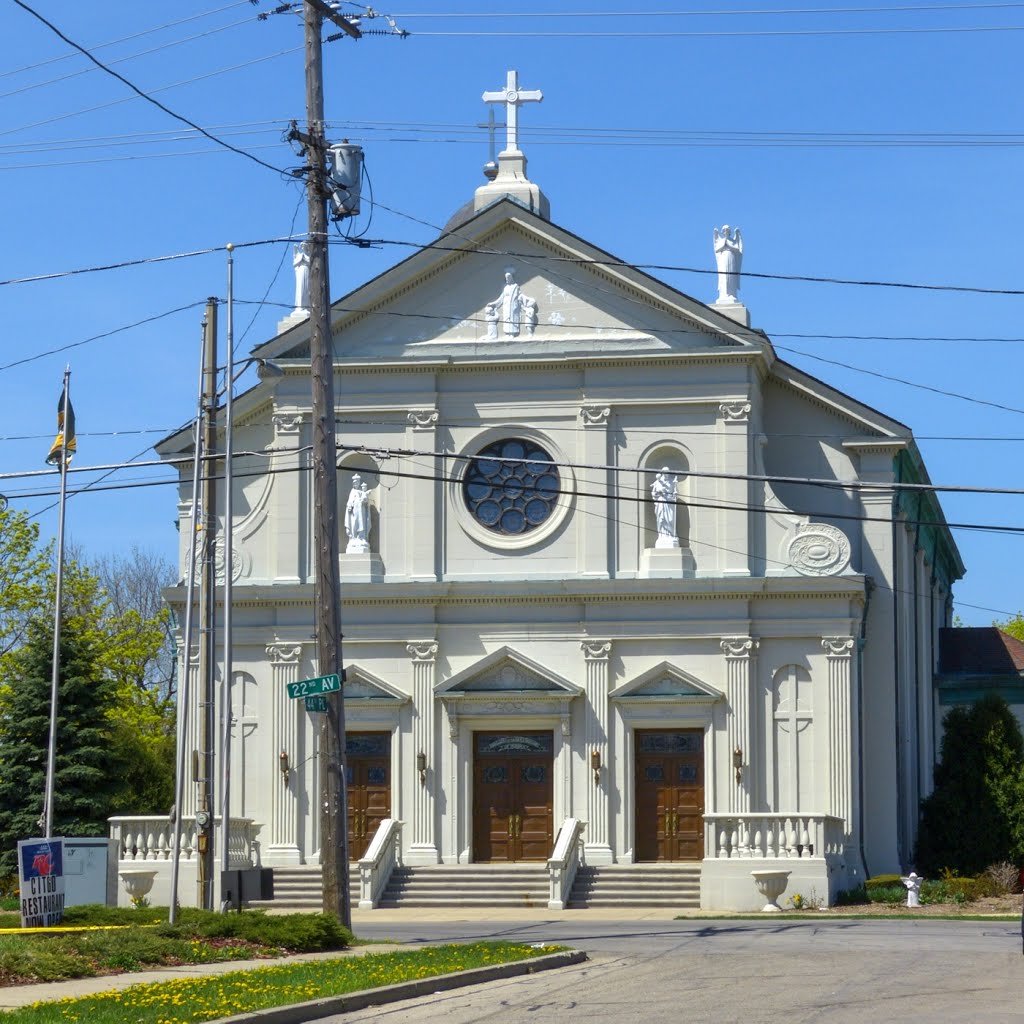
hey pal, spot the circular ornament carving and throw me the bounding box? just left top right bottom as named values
left=787, top=524, right=851, bottom=576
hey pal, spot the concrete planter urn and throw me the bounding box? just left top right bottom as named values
left=119, top=869, right=158, bottom=905
left=751, top=869, right=791, bottom=912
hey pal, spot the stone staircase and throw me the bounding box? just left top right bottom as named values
left=377, top=864, right=550, bottom=908
left=567, top=864, right=701, bottom=909
left=249, top=862, right=701, bottom=911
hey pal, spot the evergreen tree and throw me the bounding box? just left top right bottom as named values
left=0, top=619, right=123, bottom=876
left=915, top=694, right=1024, bottom=876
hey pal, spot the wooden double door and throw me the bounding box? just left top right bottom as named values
left=345, top=732, right=391, bottom=861
left=635, top=729, right=705, bottom=861
left=472, top=731, right=554, bottom=862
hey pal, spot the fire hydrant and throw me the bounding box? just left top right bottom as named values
left=900, top=872, right=924, bottom=908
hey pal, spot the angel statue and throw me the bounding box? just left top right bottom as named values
left=713, top=225, right=743, bottom=303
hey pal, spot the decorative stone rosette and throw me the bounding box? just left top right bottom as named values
left=786, top=522, right=851, bottom=577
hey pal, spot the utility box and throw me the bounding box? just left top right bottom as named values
left=221, top=867, right=273, bottom=911
left=63, top=838, right=119, bottom=907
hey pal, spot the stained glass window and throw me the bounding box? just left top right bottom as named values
left=463, top=439, right=560, bottom=535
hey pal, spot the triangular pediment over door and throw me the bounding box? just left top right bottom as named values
left=610, top=661, right=724, bottom=708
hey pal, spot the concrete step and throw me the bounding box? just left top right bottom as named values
left=567, top=865, right=702, bottom=909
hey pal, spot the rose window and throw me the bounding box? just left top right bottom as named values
left=463, top=439, right=560, bottom=535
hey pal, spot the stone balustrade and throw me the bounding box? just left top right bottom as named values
left=109, top=815, right=258, bottom=868
left=547, top=817, right=587, bottom=910
left=703, top=813, right=844, bottom=860
left=358, top=818, right=404, bottom=910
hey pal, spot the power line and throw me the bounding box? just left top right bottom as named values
left=391, top=4, right=1024, bottom=17
left=405, top=25, right=1024, bottom=37
left=0, top=1, right=255, bottom=81
left=9, top=0, right=291, bottom=176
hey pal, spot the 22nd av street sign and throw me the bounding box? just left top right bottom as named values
left=286, top=673, right=341, bottom=700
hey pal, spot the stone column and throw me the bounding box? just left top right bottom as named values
left=405, top=641, right=440, bottom=864
left=271, top=413, right=304, bottom=584
left=265, top=642, right=303, bottom=863
left=579, top=406, right=611, bottom=579
left=177, top=640, right=201, bottom=816
left=822, top=637, right=855, bottom=831
left=581, top=639, right=613, bottom=864
left=720, top=637, right=758, bottom=813
left=717, top=402, right=751, bottom=577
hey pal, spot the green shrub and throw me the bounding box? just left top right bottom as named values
left=866, top=885, right=905, bottom=905
left=865, top=874, right=902, bottom=892
left=983, top=861, right=1022, bottom=894
left=834, top=885, right=869, bottom=906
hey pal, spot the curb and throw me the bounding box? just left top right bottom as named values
left=215, top=950, right=588, bottom=1024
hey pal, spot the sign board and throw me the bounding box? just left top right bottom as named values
left=286, top=673, right=341, bottom=700
left=18, top=837, right=65, bottom=927
left=305, top=694, right=329, bottom=714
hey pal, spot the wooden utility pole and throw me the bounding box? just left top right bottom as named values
left=196, top=296, right=218, bottom=911
left=303, top=0, right=356, bottom=928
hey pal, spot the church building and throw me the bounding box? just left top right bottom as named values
left=145, top=72, right=963, bottom=911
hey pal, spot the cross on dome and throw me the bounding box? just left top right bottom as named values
left=482, top=69, right=543, bottom=154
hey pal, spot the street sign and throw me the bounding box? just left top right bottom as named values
left=286, top=673, right=341, bottom=700
left=305, top=694, right=329, bottom=714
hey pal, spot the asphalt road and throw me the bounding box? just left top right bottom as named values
left=337, top=918, right=1023, bottom=1023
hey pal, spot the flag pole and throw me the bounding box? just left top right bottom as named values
left=169, top=318, right=209, bottom=924
left=43, top=366, right=72, bottom=839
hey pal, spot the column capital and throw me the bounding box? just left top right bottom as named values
left=719, top=401, right=751, bottom=424
left=822, top=636, right=855, bottom=658
left=407, top=640, right=439, bottom=664
left=580, top=405, right=611, bottom=427
left=266, top=642, right=303, bottom=665
left=720, top=636, right=758, bottom=659
left=581, top=639, right=612, bottom=661
left=272, top=412, right=304, bottom=435
left=407, top=409, right=439, bottom=431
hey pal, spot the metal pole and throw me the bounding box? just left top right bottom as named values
left=220, top=245, right=236, bottom=901
left=43, top=366, right=71, bottom=839
left=197, top=298, right=219, bottom=910
left=169, top=316, right=208, bottom=924
left=303, top=0, right=351, bottom=927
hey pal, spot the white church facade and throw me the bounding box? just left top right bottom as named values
left=141, top=75, right=963, bottom=911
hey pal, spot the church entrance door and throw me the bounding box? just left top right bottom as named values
left=472, top=731, right=554, bottom=862
left=345, top=732, right=391, bottom=861
left=634, top=729, right=704, bottom=862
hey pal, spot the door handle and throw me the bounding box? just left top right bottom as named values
left=515, top=814, right=522, bottom=838
left=508, top=816, right=514, bottom=838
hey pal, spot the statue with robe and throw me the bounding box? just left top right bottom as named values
left=293, top=242, right=311, bottom=313
left=713, top=225, right=743, bottom=303
left=483, top=267, right=538, bottom=339
left=651, top=468, right=680, bottom=548
left=344, top=473, right=371, bottom=553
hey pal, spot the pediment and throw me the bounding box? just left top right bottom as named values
left=436, top=646, right=582, bottom=697
left=343, top=665, right=410, bottom=703
left=610, top=662, right=723, bottom=704
left=257, top=200, right=764, bottom=366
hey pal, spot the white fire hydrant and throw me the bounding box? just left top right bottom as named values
left=900, top=872, right=924, bottom=908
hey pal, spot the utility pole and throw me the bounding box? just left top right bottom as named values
left=196, top=296, right=218, bottom=911
left=302, top=0, right=358, bottom=928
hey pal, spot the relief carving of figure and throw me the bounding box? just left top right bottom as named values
left=651, top=468, right=680, bottom=548
left=713, top=225, right=743, bottom=303
left=484, top=267, right=538, bottom=339
left=344, top=473, right=371, bottom=553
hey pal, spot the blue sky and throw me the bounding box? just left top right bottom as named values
left=0, top=1, right=1021, bottom=624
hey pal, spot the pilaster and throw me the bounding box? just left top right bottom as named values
left=406, top=410, right=439, bottom=581
left=720, top=637, right=758, bottom=813
left=271, top=413, right=304, bottom=584
left=176, top=640, right=200, bottom=816
left=406, top=641, right=441, bottom=864
left=717, top=402, right=751, bottom=576
left=265, top=642, right=303, bottom=863
left=579, top=405, right=611, bottom=579
left=581, top=639, right=613, bottom=863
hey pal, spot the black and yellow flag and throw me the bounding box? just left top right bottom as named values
left=45, top=385, right=76, bottom=466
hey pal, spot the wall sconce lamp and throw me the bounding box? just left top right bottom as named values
left=416, top=750, right=427, bottom=786
left=279, top=750, right=290, bottom=786
left=733, top=745, right=743, bottom=785
left=590, top=748, right=602, bottom=785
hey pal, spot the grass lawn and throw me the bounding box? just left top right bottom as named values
left=0, top=908, right=352, bottom=986
left=1, top=943, right=565, bottom=1024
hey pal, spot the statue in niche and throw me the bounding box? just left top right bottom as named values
left=713, top=225, right=743, bottom=303
left=344, top=473, right=371, bottom=553
left=651, top=468, right=680, bottom=548
left=292, top=242, right=311, bottom=313
left=484, top=267, right=538, bottom=339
